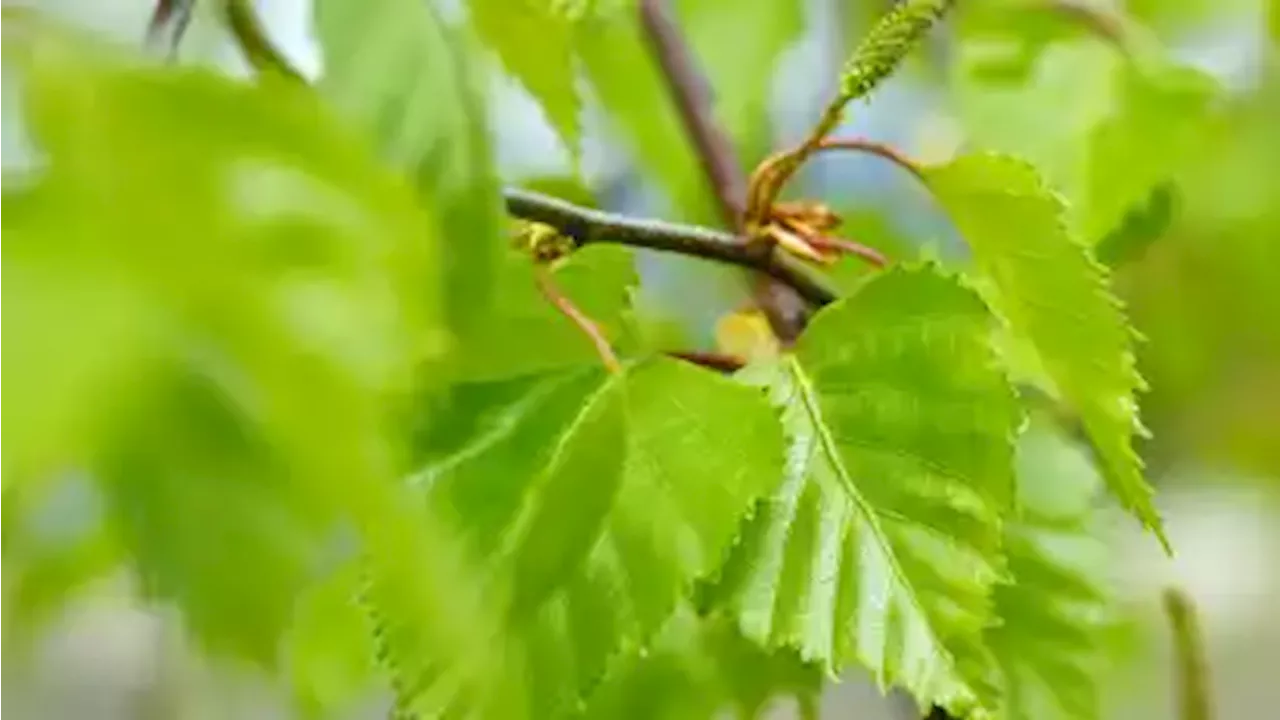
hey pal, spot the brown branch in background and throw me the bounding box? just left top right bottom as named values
left=1046, top=0, right=1131, bottom=55
left=223, top=0, right=304, bottom=81
left=145, top=0, right=196, bottom=60
left=533, top=266, right=622, bottom=374
left=1164, top=588, right=1214, bottom=720
left=665, top=350, right=747, bottom=374
left=638, top=0, right=811, bottom=342
left=638, top=0, right=747, bottom=227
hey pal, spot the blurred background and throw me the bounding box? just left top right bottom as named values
left=3, top=0, right=1278, bottom=718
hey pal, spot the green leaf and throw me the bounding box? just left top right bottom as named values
left=6, top=17, right=455, bottom=670
left=709, top=266, right=1020, bottom=719
left=990, top=421, right=1117, bottom=720
left=411, top=358, right=785, bottom=715
left=953, top=5, right=1219, bottom=245
left=98, top=371, right=338, bottom=665
left=954, top=18, right=1120, bottom=220
left=1079, top=61, right=1217, bottom=243
left=924, top=153, right=1168, bottom=549
left=582, top=604, right=822, bottom=720
left=469, top=0, right=582, bottom=161
left=1094, top=182, right=1177, bottom=267
left=314, top=0, right=506, bottom=339
left=453, top=244, right=638, bottom=382
left=286, top=562, right=378, bottom=718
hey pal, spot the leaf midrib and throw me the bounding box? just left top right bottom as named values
left=785, top=355, right=972, bottom=691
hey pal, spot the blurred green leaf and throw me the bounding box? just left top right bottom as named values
left=4, top=16, right=457, bottom=671
left=469, top=0, right=582, bottom=162
left=954, top=3, right=1219, bottom=246
left=989, top=421, right=1117, bottom=720
left=1079, top=61, right=1217, bottom=243
left=582, top=604, right=821, bottom=720
left=925, top=154, right=1167, bottom=549
left=314, top=0, right=506, bottom=342
left=709, top=266, right=1019, bottom=719
left=1094, top=182, right=1177, bottom=267
left=286, top=561, right=377, bottom=718
left=451, top=244, right=637, bottom=382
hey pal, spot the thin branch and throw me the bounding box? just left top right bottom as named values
left=748, top=136, right=926, bottom=221
left=637, top=0, right=811, bottom=342
left=145, top=0, right=196, bottom=61
left=223, top=0, right=304, bottom=81
left=1163, top=588, right=1214, bottom=720
left=665, top=350, right=747, bottom=374
left=504, top=188, right=838, bottom=307
left=638, top=0, right=747, bottom=228
left=1046, top=0, right=1131, bottom=55
left=533, top=266, right=622, bottom=374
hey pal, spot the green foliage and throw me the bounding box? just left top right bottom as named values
left=4, top=2, right=1199, bottom=720
left=924, top=154, right=1167, bottom=549
left=953, top=2, right=1220, bottom=245
left=453, top=244, right=638, bottom=381
left=314, top=0, right=506, bottom=341
left=403, top=358, right=786, bottom=716
left=708, top=266, right=1019, bottom=719
left=990, top=421, right=1117, bottom=720
left=469, top=0, right=582, bottom=161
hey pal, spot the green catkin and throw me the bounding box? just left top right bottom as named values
left=839, top=0, right=954, bottom=102
left=754, top=0, right=954, bottom=220
left=809, top=0, right=953, bottom=144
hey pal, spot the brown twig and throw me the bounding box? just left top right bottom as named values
left=747, top=136, right=924, bottom=242
left=223, top=0, right=304, bottom=81
left=665, top=350, right=747, bottom=374
left=504, top=188, right=838, bottom=307
left=533, top=266, right=622, bottom=374
left=637, top=0, right=810, bottom=342
left=145, top=0, right=195, bottom=60
left=638, top=0, right=747, bottom=227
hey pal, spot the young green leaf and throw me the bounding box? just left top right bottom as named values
left=924, top=153, right=1168, bottom=550
left=710, top=266, right=1020, bottom=719
left=410, top=358, right=785, bottom=715
left=469, top=0, right=582, bottom=161
left=990, top=422, right=1117, bottom=720
left=314, top=0, right=506, bottom=339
